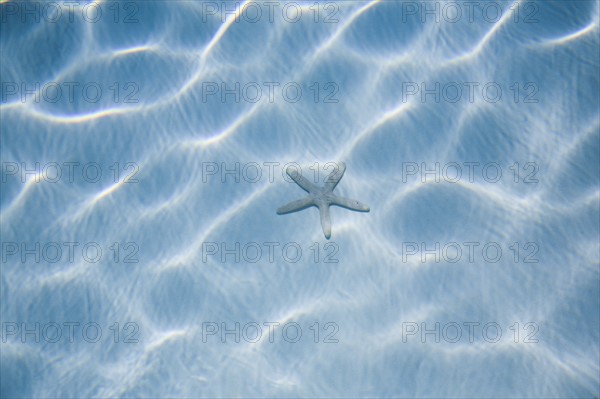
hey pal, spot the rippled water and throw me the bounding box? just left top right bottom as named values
left=1, top=0, right=599, bottom=397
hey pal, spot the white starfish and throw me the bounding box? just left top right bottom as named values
left=276, top=162, right=370, bottom=239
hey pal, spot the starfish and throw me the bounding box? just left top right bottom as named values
left=276, top=162, right=370, bottom=239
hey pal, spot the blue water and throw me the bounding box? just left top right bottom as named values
left=1, top=1, right=599, bottom=397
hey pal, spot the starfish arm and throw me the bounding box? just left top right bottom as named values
left=331, top=196, right=370, bottom=212
left=324, top=162, right=346, bottom=192
left=287, top=168, right=319, bottom=193
left=319, top=204, right=332, bottom=239
left=276, top=197, right=315, bottom=214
